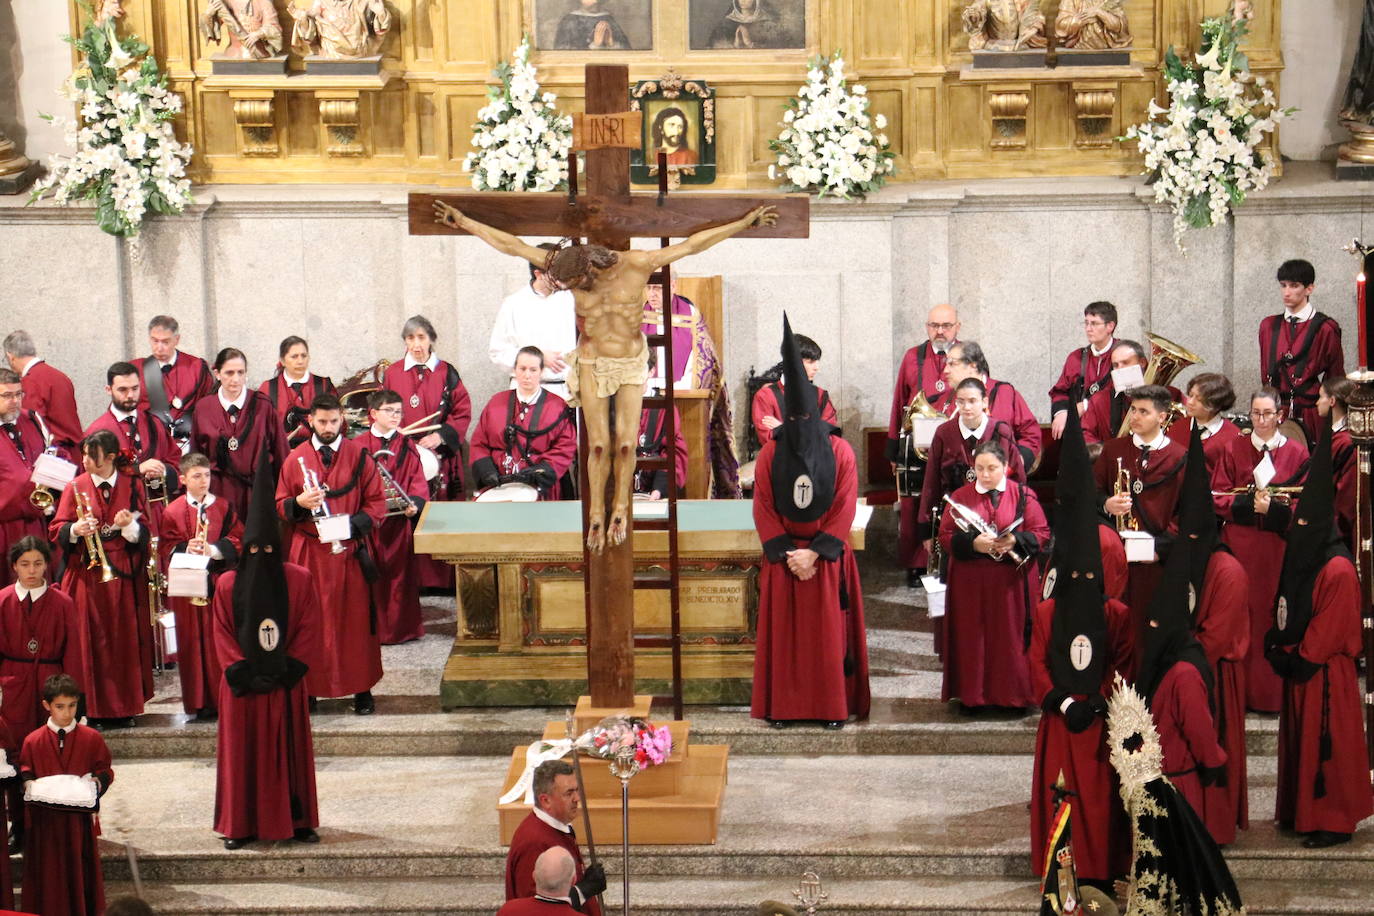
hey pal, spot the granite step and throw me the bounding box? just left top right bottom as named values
left=95, top=875, right=1374, bottom=915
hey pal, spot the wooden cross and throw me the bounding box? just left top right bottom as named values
left=408, top=63, right=809, bottom=707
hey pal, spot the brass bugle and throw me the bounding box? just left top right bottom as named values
left=28, top=484, right=54, bottom=511
left=190, top=507, right=210, bottom=607
left=74, top=488, right=117, bottom=584
left=1212, top=485, right=1304, bottom=505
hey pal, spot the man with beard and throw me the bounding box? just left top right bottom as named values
left=215, top=455, right=320, bottom=850
left=3, top=330, right=82, bottom=459
left=84, top=362, right=181, bottom=534
left=650, top=107, right=698, bottom=166
left=0, top=368, right=53, bottom=588
left=750, top=315, right=869, bottom=729
left=1265, top=420, right=1373, bottom=848
left=275, top=394, right=386, bottom=715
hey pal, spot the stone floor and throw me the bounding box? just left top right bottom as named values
left=45, top=504, right=1374, bottom=913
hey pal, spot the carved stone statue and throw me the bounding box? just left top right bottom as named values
left=962, top=0, right=1046, bottom=52
left=431, top=201, right=777, bottom=552
left=199, top=0, right=284, bottom=59
left=288, top=0, right=392, bottom=59
left=1055, top=0, right=1131, bottom=50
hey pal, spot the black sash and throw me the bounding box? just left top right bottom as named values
left=214, top=396, right=267, bottom=485
left=1265, top=314, right=1330, bottom=406
left=503, top=391, right=562, bottom=465
left=1131, top=448, right=1187, bottom=535
left=142, top=356, right=174, bottom=425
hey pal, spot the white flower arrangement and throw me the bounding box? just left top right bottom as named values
left=30, top=13, right=193, bottom=238
left=1122, top=13, right=1292, bottom=248
left=463, top=37, right=573, bottom=192
left=768, top=51, right=896, bottom=200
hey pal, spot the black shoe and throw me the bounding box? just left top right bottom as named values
left=1302, top=830, right=1352, bottom=848
left=823, top=720, right=844, bottom=730
left=7, top=834, right=19, bottom=855
left=195, top=708, right=218, bottom=723
left=766, top=718, right=789, bottom=730
left=293, top=827, right=320, bottom=844
left=906, top=568, right=922, bottom=588
left=222, top=836, right=252, bottom=850
left=353, top=691, right=375, bottom=715
left=308, top=696, right=318, bottom=712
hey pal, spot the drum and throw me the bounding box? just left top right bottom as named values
left=1277, top=419, right=1308, bottom=451
left=474, top=482, right=540, bottom=503
left=416, top=444, right=441, bottom=481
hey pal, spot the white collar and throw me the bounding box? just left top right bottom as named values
left=282, top=370, right=309, bottom=384
left=1197, top=415, right=1225, bottom=438
left=403, top=353, right=440, bottom=372
left=218, top=389, right=247, bottom=411
left=516, top=389, right=542, bottom=406
left=1333, top=417, right=1348, bottom=433
left=534, top=895, right=574, bottom=905
left=959, top=415, right=988, bottom=439
left=1131, top=430, right=1169, bottom=450
left=533, top=806, right=572, bottom=834
left=1251, top=431, right=1286, bottom=451
left=110, top=405, right=137, bottom=423
left=20, top=357, right=42, bottom=378
left=90, top=470, right=117, bottom=488
left=312, top=434, right=339, bottom=452
left=187, top=492, right=216, bottom=509
left=45, top=718, right=73, bottom=735
left=1282, top=303, right=1314, bottom=323
left=15, top=583, right=47, bottom=602
left=1089, top=339, right=1114, bottom=357
left=159, top=350, right=180, bottom=368
left=975, top=479, right=1007, bottom=494
left=370, top=424, right=398, bottom=440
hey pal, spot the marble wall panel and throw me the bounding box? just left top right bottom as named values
left=125, top=214, right=211, bottom=362
left=1146, top=203, right=1233, bottom=389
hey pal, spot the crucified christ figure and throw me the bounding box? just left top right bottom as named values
left=434, top=200, right=777, bottom=551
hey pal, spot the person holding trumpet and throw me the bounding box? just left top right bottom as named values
left=275, top=395, right=387, bottom=716
left=1213, top=387, right=1309, bottom=714
left=0, top=367, right=54, bottom=589
left=161, top=453, right=243, bottom=720
left=49, top=429, right=153, bottom=729
left=84, top=362, right=181, bottom=537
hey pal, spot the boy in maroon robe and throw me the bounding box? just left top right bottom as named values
left=162, top=453, right=242, bottom=718
left=85, top=363, right=181, bottom=534
left=887, top=303, right=960, bottom=582
left=19, top=673, right=114, bottom=916
left=0, top=368, right=51, bottom=588
left=3, top=331, right=83, bottom=457
left=132, top=315, right=215, bottom=443
left=1094, top=384, right=1187, bottom=672
left=49, top=430, right=153, bottom=728
left=1258, top=259, right=1344, bottom=440
left=1264, top=420, right=1373, bottom=848
left=214, top=455, right=320, bottom=849
left=190, top=348, right=288, bottom=521
left=258, top=336, right=336, bottom=447
left=1048, top=300, right=1118, bottom=440
left=356, top=390, right=427, bottom=645
left=471, top=347, right=577, bottom=500
left=276, top=395, right=387, bottom=715
left=750, top=333, right=840, bottom=446
left=505, top=760, right=605, bottom=915
left=751, top=316, right=869, bottom=728
left=1030, top=399, right=1133, bottom=886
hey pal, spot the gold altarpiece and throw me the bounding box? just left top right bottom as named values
left=80, top=0, right=1283, bottom=184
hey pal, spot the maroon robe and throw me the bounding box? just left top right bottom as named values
left=0, top=721, right=14, bottom=908
left=498, top=898, right=576, bottom=914
left=505, top=811, right=601, bottom=916
left=751, top=435, right=870, bottom=722
left=0, top=586, right=79, bottom=738
left=1214, top=434, right=1308, bottom=713
left=1166, top=417, right=1244, bottom=480
left=635, top=404, right=689, bottom=496
left=276, top=438, right=386, bottom=698
left=212, top=564, right=320, bottom=841
left=1258, top=312, right=1344, bottom=437
left=888, top=341, right=956, bottom=569
left=1274, top=556, right=1374, bottom=834
left=1093, top=434, right=1187, bottom=672
left=0, top=410, right=49, bottom=589
left=133, top=349, right=215, bottom=427
left=1083, top=383, right=1184, bottom=445
left=190, top=391, right=288, bottom=521
left=49, top=472, right=153, bottom=719
left=1193, top=549, right=1249, bottom=843
left=1029, top=595, right=1133, bottom=882
left=470, top=390, right=577, bottom=499
left=1048, top=340, right=1117, bottom=417
left=258, top=372, right=336, bottom=447
left=19, top=722, right=112, bottom=916
left=382, top=358, right=471, bottom=590
left=1332, top=427, right=1357, bottom=548
left=984, top=379, right=1043, bottom=470
left=84, top=408, right=182, bottom=535
left=19, top=360, right=82, bottom=455
left=161, top=495, right=242, bottom=714
left=750, top=382, right=839, bottom=446
left=356, top=430, right=427, bottom=645
left=1153, top=661, right=1228, bottom=839
left=915, top=416, right=1027, bottom=547
left=937, top=480, right=1047, bottom=708
left=1098, top=523, right=1128, bottom=603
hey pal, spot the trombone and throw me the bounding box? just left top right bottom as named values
left=73, top=488, right=117, bottom=584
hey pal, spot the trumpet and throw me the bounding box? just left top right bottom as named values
left=299, top=457, right=345, bottom=554
left=373, top=451, right=417, bottom=518
left=1212, top=484, right=1304, bottom=506
left=1114, top=458, right=1140, bottom=533
left=73, top=488, right=117, bottom=584
left=190, top=507, right=210, bottom=606
left=1116, top=333, right=1204, bottom=438
left=29, top=485, right=54, bottom=511
left=941, top=493, right=1028, bottom=567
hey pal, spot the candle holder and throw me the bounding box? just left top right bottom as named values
left=609, top=747, right=639, bottom=916
left=792, top=869, right=828, bottom=914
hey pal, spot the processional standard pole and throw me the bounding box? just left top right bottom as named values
left=609, top=747, right=639, bottom=915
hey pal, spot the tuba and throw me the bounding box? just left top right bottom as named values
left=896, top=392, right=945, bottom=497
left=1115, top=333, right=1203, bottom=438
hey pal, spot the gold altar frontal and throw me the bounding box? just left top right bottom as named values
left=414, top=500, right=868, bottom=708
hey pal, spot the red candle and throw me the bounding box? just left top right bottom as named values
left=1360, top=270, right=1368, bottom=370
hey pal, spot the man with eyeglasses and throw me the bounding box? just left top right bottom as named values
left=887, top=304, right=961, bottom=585
left=0, top=369, right=54, bottom=588
left=1048, top=302, right=1119, bottom=440
left=941, top=341, right=1041, bottom=472
left=1258, top=259, right=1344, bottom=441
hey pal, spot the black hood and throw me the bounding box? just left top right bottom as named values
left=230, top=451, right=291, bottom=680
left=769, top=313, right=836, bottom=523
left=1046, top=389, right=1110, bottom=697
left=1176, top=421, right=1220, bottom=606
left=1272, top=416, right=1347, bottom=645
